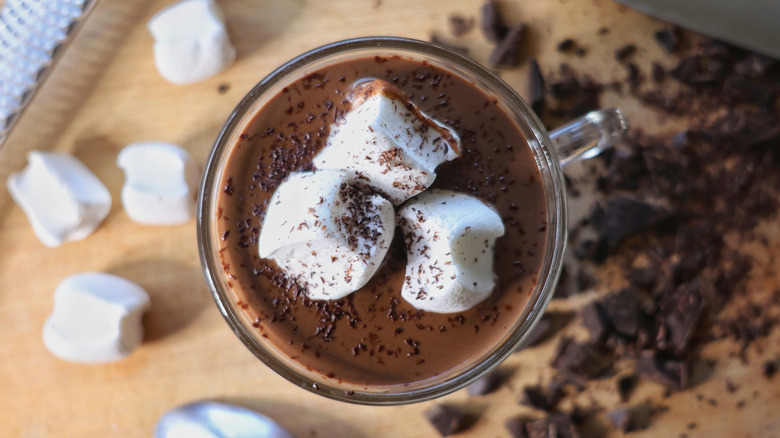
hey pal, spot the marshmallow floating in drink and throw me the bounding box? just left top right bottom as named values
left=43, top=273, right=151, bottom=363
left=117, top=142, right=200, bottom=225
left=147, top=0, right=236, bottom=85
left=7, top=151, right=112, bottom=247
left=397, top=189, right=505, bottom=313
left=258, top=170, right=395, bottom=300
left=313, top=79, right=460, bottom=205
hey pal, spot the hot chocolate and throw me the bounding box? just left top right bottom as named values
left=213, top=55, right=548, bottom=388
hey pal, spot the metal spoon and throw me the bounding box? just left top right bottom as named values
left=155, top=401, right=297, bottom=438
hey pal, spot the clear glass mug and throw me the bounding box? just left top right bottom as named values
left=197, top=36, right=627, bottom=405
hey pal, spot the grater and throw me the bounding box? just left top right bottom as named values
left=0, top=0, right=99, bottom=149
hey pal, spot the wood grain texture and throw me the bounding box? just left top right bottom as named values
left=0, top=0, right=777, bottom=437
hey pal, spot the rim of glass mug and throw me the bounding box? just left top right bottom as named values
left=197, top=36, right=627, bottom=405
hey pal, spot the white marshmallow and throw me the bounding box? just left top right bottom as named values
left=147, top=0, right=236, bottom=85
left=117, top=142, right=200, bottom=225
left=43, top=272, right=151, bottom=363
left=7, top=151, right=112, bottom=248
left=313, top=79, right=460, bottom=205
left=258, top=170, right=395, bottom=300
left=155, top=401, right=296, bottom=438
left=397, top=189, right=505, bottom=313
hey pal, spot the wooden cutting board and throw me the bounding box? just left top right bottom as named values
left=0, top=0, right=777, bottom=437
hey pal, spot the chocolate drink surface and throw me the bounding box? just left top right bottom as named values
left=215, top=55, right=548, bottom=387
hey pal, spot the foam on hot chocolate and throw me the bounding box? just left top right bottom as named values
left=313, top=79, right=460, bottom=205
left=258, top=170, right=395, bottom=300
left=397, top=189, right=505, bottom=313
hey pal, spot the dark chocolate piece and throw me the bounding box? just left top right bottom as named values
left=651, top=62, right=666, bottom=82
left=448, top=15, right=474, bottom=36
left=669, top=55, right=726, bottom=85
left=480, top=0, right=507, bottom=43
left=557, top=39, right=576, bottom=53
left=489, top=24, right=525, bottom=68
left=423, top=405, right=466, bottom=436
left=466, top=368, right=507, bottom=395
left=581, top=303, right=608, bottom=342
left=762, top=360, right=778, bottom=379
left=664, top=282, right=705, bottom=352
left=505, top=416, right=531, bottom=438
left=617, top=374, right=637, bottom=402
left=519, top=381, right=565, bottom=412
left=733, top=53, right=777, bottom=78
left=528, top=58, right=546, bottom=114
left=635, top=350, right=689, bottom=390
left=600, top=288, right=640, bottom=337
left=525, top=413, right=581, bottom=438
left=614, top=44, right=637, bottom=61
left=606, top=402, right=653, bottom=433
left=591, top=195, right=668, bottom=251
left=553, top=340, right=615, bottom=379
left=654, top=28, right=681, bottom=53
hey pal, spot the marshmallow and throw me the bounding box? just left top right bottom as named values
left=117, top=142, right=200, bottom=225
left=155, top=401, right=296, bottom=438
left=313, top=79, right=461, bottom=205
left=258, top=170, right=395, bottom=300
left=7, top=151, right=112, bottom=247
left=397, top=189, right=505, bottom=313
left=43, top=272, right=151, bottom=363
left=147, top=0, right=236, bottom=85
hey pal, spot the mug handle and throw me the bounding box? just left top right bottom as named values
left=549, top=108, right=628, bottom=166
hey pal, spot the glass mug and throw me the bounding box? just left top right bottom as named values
left=197, top=37, right=627, bottom=405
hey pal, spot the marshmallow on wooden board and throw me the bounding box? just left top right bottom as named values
left=43, top=273, right=151, bottom=363
left=397, top=189, right=505, bottom=313
left=258, top=170, right=395, bottom=300
left=147, top=0, right=236, bottom=85
left=313, top=79, right=461, bottom=205
left=117, top=142, right=200, bottom=225
left=6, top=151, right=112, bottom=247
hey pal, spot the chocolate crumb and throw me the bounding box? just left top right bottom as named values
left=557, top=38, right=576, bottom=53
left=217, top=83, right=230, bottom=94
left=617, top=374, right=638, bottom=402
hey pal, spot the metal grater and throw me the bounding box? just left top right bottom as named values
left=0, top=0, right=99, bottom=149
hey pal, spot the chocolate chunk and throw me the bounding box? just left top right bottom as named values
left=617, top=374, right=637, bottom=402
left=505, top=416, right=531, bottom=438
left=651, top=62, right=666, bottom=82
left=519, top=381, right=565, bottom=412
left=581, top=303, right=608, bottom=342
left=591, top=195, right=668, bottom=251
left=614, top=44, right=637, bottom=61
left=448, top=15, right=474, bottom=36
left=467, top=368, right=508, bottom=395
left=528, top=58, right=546, bottom=113
left=664, top=282, right=705, bottom=352
left=723, top=74, right=778, bottom=107
left=669, top=55, right=727, bottom=85
left=654, top=28, right=681, bottom=53
left=489, top=24, right=525, bottom=68
left=480, top=0, right=507, bottom=43
left=733, top=53, right=777, bottom=78
left=526, top=413, right=581, bottom=438
left=423, top=405, right=466, bottom=436
left=553, top=339, right=615, bottom=379
left=762, top=360, right=778, bottom=379
left=712, top=111, right=780, bottom=149
left=600, top=288, right=640, bottom=337
left=635, top=350, right=689, bottom=390
left=606, top=402, right=653, bottom=433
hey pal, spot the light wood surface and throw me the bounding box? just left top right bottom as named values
left=0, top=0, right=778, bottom=437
